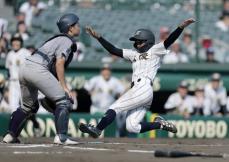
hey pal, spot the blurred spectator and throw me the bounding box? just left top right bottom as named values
left=204, top=73, right=228, bottom=116
left=162, top=40, right=189, bottom=64
left=223, top=0, right=229, bottom=11
left=0, top=73, right=5, bottom=102
left=19, top=0, right=47, bottom=27
left=180, top=29, right=196, bottom=59
left=0, top=87, right=10, bottom=113
left=201, top=36, right=213, bottom=49
left=199, top=36, right=213, bottom=61
left=16, top=21, right=31, bottom=41
left=159, top=26, right=169, bottom=42
left=164, top=81, right=193, bottom=118
left=73, top=41, right=86, bottom=62
left=0, top=18, right=11, bottom=41
left=191, top=85, right=211, bottom=116
left=215, top=10, right=229, bottom=32
left=0, top=18, right=8, bottom=36
left=84, top=64, right=125, bottom=114
left=5, top=34, right=31, bottom=112
left=0, top=37, right=8, bottom=59
left=205, top=47, right=219, bottom=63
left=16, top=12, right=26, bottom=23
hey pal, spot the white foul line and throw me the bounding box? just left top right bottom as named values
left=64, top=146, right=115, bottom=152
left=6, top=144, right=54, bottom=148
left=128, top=150, right=155, bottom=154
left=13, top=151, right=72, bottom=155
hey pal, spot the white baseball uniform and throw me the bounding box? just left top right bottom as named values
left=19, top=1, right=47, bottom=27
left=191, top=95, right=211, bottom=116
left=204, top=83, right=227, bottom=114
left=5, top=48, right=31, bottom=112
left=164, top=92, right=194, bottom=114
left=109, top=42, right=168, bottom=133
left=84, top=75, right=125, bottom=114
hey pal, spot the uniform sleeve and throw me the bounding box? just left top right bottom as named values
left=38, top=2, right=47, bottom=9
left=164, top=94, right=180, bottom=110
left=203, top=98, right=211, bottom=116
left=19, top=3, right=28, bottom=13
left=219, top=87, right=227, bottom=105
left=123, top=49, right=136, bottom=62
left=150, top=42, right=169, bottom=56
left=5, top=52, right=11, bottom=69
left=84, top=77, right=97, bottom=92
left=55, top=37, right=72, bottom=59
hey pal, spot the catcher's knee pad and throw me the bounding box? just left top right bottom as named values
left=55, top=95, right=73, bottom=111
left=22, top=100, right=39, bottom=115
left=126, top=118, right=141, bottom=133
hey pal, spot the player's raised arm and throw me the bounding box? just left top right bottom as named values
left=86, top=26, right=123, bottom=57
left=164, top=18, right=195, bottom=49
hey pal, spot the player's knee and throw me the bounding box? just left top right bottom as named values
left=126, top=119, right=141, bottom=133
left=109, top=105, right=120, bottom=114
left=21, top=101, right=39, bottom=115
left=56, top=97, right=72, bottom=111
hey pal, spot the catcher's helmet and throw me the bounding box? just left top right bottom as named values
left=129, top=29, right=155, bottom=53
left=57, top=13, right=79, bottom=33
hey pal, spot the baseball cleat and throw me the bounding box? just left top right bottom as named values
left=154, top=116, right=177, bottom=133
left=79, top=123, right=101, bottom=138
left=53, top=135, right=79, bottom=145
left=2, top=133, right=20, bottom=144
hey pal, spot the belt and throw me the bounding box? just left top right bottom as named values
left=34, top=50, right=50, bottom=63
left=131, top=78, right=153, bottom=88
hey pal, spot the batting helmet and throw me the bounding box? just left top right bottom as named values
left=129, top=29, right=155, bottom=53
left=57, top=13, right=79, bottom=33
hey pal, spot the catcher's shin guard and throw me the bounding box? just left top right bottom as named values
left=54, top=100, right=71, bottom=142
left=8, top=108, right=30, bottom=137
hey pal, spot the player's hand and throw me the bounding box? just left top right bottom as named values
left=85, top=26, right=101, bottom=39
left=64, top=88, right=74, bottom=104
left=179, top=18, right=195, bottom=29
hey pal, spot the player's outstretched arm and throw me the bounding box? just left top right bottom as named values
left=86, top=26, right=123, bottom=57
left=164, top=18, right=195, bottom=49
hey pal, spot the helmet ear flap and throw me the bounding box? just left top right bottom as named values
left=133, top=42, right=138, bottom=49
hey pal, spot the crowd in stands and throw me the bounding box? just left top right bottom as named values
left=0, top=0, right=229, bottom=122
left=165, top=73, right=228, bottom=118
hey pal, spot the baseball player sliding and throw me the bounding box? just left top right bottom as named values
left=79, top=18, right=195, bottom=138
left=3, top=13, right=80, bottom=145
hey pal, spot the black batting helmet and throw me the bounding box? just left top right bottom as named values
left=129, top=29, right=155, bottom=53
left=57, top=13, right=79, bottom=33
left=130, top=29, right=155, bottom=44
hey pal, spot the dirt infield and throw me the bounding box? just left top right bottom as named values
left=0, top=138, right=229, bottom=162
